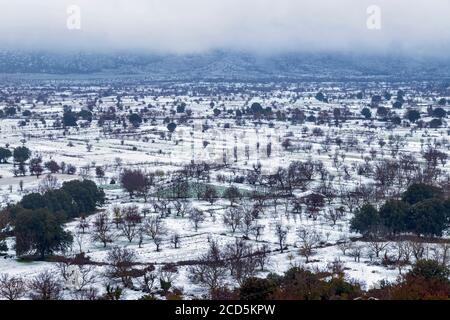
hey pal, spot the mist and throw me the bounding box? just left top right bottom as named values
left=0, top=0, right=449, bottom=57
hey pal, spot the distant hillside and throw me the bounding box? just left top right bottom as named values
left=0, top=50, right=449, bottom=81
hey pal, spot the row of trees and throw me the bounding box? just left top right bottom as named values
left=120, top=167, right=244, bottom=204
left=87, top=205, right=207, bottom=250
left=0, top=145, right=78, bottom=178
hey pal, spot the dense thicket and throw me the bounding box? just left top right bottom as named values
left=351, top=184, right=450, bottom=237
left=2, top=179, right=104, bottom=259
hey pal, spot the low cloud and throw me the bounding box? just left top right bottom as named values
left=0, top=0, right=449, bottom=56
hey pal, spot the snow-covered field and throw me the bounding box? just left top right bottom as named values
left=0, top=80, right=449, bottom=299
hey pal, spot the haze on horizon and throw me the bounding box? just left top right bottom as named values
left=0, top=0, right=449, bottom=57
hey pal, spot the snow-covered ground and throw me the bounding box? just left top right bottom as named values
left=0, top=80, right=449, bottom=299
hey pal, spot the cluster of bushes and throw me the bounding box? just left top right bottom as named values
left=351, top=184, right=450, bottom=237
left=235, top=267, right=362, bottom=300
left=208, top=264, right=362, bottom=300
left=215, top=259, right=450, bottom=300
left=368, top=259, right=450, bottom=300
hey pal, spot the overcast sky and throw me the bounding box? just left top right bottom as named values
left=0, top=0, right=449, bottom=56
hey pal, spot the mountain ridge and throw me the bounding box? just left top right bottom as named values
left=0, top=51, right=449, bottom=81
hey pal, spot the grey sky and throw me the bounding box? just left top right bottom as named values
left=0, top=0, right=449, bottom=56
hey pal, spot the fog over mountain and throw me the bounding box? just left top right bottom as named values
left=0, top=0, right=449, bottom=78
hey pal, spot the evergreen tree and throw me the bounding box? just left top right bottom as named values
left=0, top=147, right=12, bottom=163
left=379, top=199, right=410, bottom=235
left=61, top=180, right=105, bottom=215
left=350, top=203, right=380, bottom=236
left=14, top=208, right=72, bottom=259
left=409, top=199, right=448, bottom=237
left=13, top=146, right=31, bottom=164
left=63, top=110, right=78, bottom=127
left=402, top=184, right=443, bottom=205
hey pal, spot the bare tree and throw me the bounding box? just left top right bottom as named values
left=327, top=259, right=346, bottom=278
left=143, top=217, right=166, bottom=241
left=173, top=200, right=191, bottom=217
left=223, top=206, right=243, bottom=234
left=77, top=217, right=89, bottom=234
left=338, top=238, right=354, bottom=256
left=391, top=241, right=407, bottom=274
left=74, top=264, right=97, bottom=291
left=92, top=212, right=113, bottom=248
left=38, top=174, right=59, bottom=193
left=403, top=242, right=413, bottom=264
left=368, top=239, right=390, bottom=259
left=74, top=231, right=85, bottom=254
left=225, top=239, right=258, bottom=286
left=119, top=206, right=142, bottom=242
left=250, top=224, right=265, bottom=241
left=154, top=199, right=171, bottom=218
left=324, top=208, right=342, bottom=226
left=409, top=241, right=426, bottom=261
left=189, top=208, right=205, bottom=232
left=240, top=203, right=258, bottom=238
left=433, top=243, right=450, bottom=267
left=159, top=264, right=178, bottom=295
left=139, top=265, right=157, bottom=294
left=171, top=233, right=181, bottom=249
left=423, top=147, right=448, bottom=169
left=28, top=270, right=63, bottom=300
left=0, top=274, right=26, bottom=300
left=274, top=223, right=289, bottom=253
left=106, top=247, right=137, bottom=288
left=189, top=240, right=228, bottom=291
left=57, top=257, right=97, bottom=292
left=56, top=259, right=72, bottom=282
left=70, top=287, right=99, bottom=300
left=349, top=245, right=363, bottom=263
left=297, top=227, right=320, bottom=263
left=153, top=236, right=163, bottom=252
left=254, top=244, right=270, bottom=271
